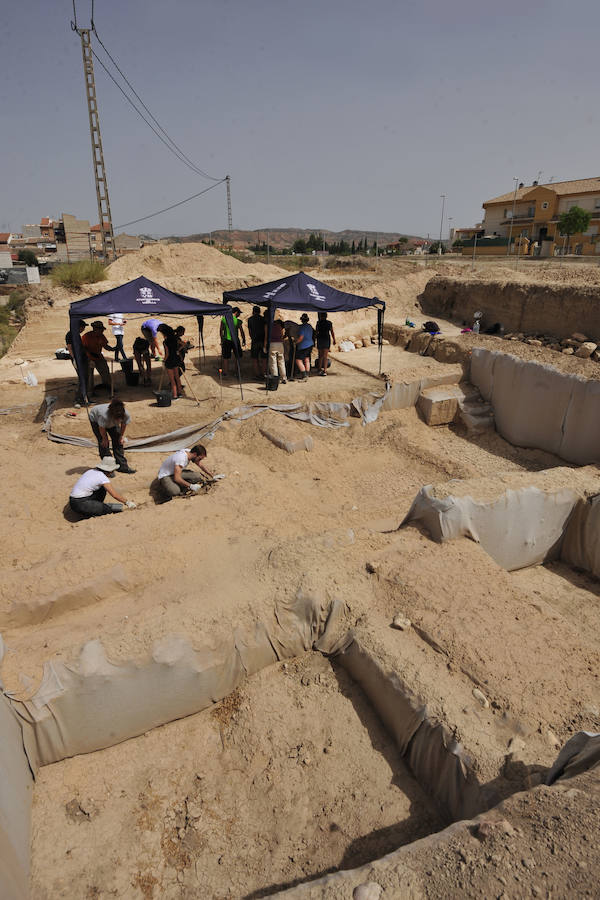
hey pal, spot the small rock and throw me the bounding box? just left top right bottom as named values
left=575, top=341, right=597, bottom=359
left=472, top=687, right=490, bottom=708
left=13, top=358, right=25, bottom=366
left=561, top=347, right=574, bottom=355
left=571, top=332, right=588, bottom=342
left=391, top=614, right=411, bottom=631
left=507, top=737, right=526, bottom=754
left=526, top=339, right=542, bottom=347
left=300, top=675, right=311, bottom=686
left=353, top=882, right=383, bottom=900
left=546, top=729, right=561, bottom=749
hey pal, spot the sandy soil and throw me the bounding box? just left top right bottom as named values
left=1, top=244, right=599, bottom=898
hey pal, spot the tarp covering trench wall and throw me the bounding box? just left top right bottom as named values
left=561, top=494, right=600, bottom=577
left=470, top=348, right=600, bottom=465
left=7, top=591, right=345, bottom=770
left=401, top=484, right=578, bottom=571
left=0, top=691, right=33, bottom=900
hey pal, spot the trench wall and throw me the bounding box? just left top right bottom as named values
left=420, top=275, right=600, bottom=340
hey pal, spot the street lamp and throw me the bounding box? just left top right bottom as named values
left=438, top=195, right=446, bottom=255
left=506, top=177, right=519, bottom=256
left=448, top=217, right=453, bottom=251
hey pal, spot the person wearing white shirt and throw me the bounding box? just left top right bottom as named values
left=87, top=399, right=136, bottom=474
left=108, top=313, right=128, bottom=361
left=158, top=445, right=213, bottom=499
left=69, top=457, right=135, bottom=518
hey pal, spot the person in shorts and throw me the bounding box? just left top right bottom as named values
left=141, top=318, right=163, bottom=359
left=157, top=323, right=183, bottom=399
left=81, top=321, right=111, bottom=394
left=315, top=311, right=336, bottom=376
left=157, top=445, right=213, bottom=499
left=69, top=457, right=134, bottom=519
left=220, top=308, right=246, bottom=376
left=133, top=336, right=151, bottom=385
left=247, top=305, right=266, bottom=377
left=295, top=313, right=315, bottom=379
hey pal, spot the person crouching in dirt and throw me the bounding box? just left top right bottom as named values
left=157, top=445, right=213, bottom=499
left=88, top=399, right=136, bottom=474
left=69, top=457, right=136, bottom=518
left=133, top=336, right=151, bottom=385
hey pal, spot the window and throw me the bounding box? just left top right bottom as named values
left=522, top=229, right=529, bottom=237
left=541, top=201, right=549, bottom=210
left=595, top=199, right=600, bottom=209
left=528, top=207, right=535, bottom=217
left=503, top=209, right=508, bottom=218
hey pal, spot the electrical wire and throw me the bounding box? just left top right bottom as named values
left=92, top=25, right=222, bottom=182
left=115, top=179, right=225, bottom=229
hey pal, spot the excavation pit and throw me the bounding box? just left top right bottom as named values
left=30, top=653, right=447, bottom=899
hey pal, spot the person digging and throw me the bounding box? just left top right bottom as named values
left=69, top=457, right=136, bottom=519
left=87, top=399, right=136, bottom=474
left=157, top=444, right=215, bottom=500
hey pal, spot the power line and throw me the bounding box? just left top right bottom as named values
left=91, top=25, right=222, bottom=182
left=115, top=179, right=225, bottom=229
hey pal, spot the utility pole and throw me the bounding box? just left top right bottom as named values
left=73, top=25, right=116, bottom=261
left=438, top=195, right=446, bottom=255
left=267, top=229, right=270, bottom=265
left=506, top=177, right=519, bottom=257
left=226, top=175, right=233, bottom=232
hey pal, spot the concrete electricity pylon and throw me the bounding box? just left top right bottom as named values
left=226, top=175, right=233, bottom=232
left=74, top=26, right=116, bottom=261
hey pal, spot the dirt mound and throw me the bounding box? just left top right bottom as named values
left=106, top=242, right=286, bottom=282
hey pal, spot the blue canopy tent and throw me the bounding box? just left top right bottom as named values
left=69, top=276, right=242, bottom=401
left=223, top=271, right=386, bottom=374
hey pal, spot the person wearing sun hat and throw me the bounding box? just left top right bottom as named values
left=69, top=457, right=136, bottom=519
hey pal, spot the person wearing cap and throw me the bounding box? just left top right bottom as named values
left=87, top=399, right=136, bottom=473
left=295, top=313, right=315, bottom=379
left=81, top=321, right=111, bottom=395
left=157, top=444, right=213, bottom=499
left=69, top=457, right=136, bottom=519
left=65, top=320, right=88, bottom=406
left=219, top=308, right=246, bottom=376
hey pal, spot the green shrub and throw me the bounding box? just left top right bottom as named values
left=51, top=261, right=108, bottom=290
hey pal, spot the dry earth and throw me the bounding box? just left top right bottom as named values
left=0, top=244, right=599, bottom=898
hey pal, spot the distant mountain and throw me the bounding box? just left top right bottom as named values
left=163, top=227, right=424, bottom=251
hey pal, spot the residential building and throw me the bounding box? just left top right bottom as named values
left=114, top=233, right=141, bottom=254
left=482, top=177, right=600, bottom=255
left=62, top=214, right=92, bottom=261
left=454, top=224, right=484, bottom=244
left=90, top=222, right=115, bottom=258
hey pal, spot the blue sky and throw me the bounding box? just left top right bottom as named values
left=3, top=0, right=600, bottom=238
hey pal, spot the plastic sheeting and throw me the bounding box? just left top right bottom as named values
left=8, top=592, right=345, bottom=770
left=470, top=348, right=600, bottom=465
left=401, top=484, right=577, bottom=571
left=545, top=732, right=600, bottom=785
left=330, top=635, right=481, bottom=822
left=0, top=694, right=33, bottom=900
left=560, top=494, right=600, bottom=577
left=46, top=387, right=391, bottom=453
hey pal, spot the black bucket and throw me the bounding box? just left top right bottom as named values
left=120, top=358, right=134, bottom=375
left=125, top=371, right=140, bottom=387
left=154, top=390, right=172, bottom=407
left=266, top=374, right=280, bottom=392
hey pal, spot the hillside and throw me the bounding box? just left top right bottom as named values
left=164, top=227, right=424, bottom=251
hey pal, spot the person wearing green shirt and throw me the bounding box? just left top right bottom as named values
left=219, top=308, right=246, bottom=376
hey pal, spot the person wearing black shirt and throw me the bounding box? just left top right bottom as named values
left=65, top=320, right=88, bottom=406
left=157, top=324, right=183, bottom=400
left=247, top=305, right=266, bottom=377
left=315, top=312, right=336, bottom=376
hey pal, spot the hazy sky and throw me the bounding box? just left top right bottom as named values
left=3, top=0, right=600, bottom=238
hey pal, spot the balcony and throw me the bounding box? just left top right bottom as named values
left=500, top=212, right=534, bottom=224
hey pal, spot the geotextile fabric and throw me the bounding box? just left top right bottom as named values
left=470, top=348, right=600, bottom=465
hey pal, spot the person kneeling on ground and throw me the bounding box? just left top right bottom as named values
left=69, top=457, right=136, bottom=518
left=158, top=444, right=213, bottom=499
left=88, top=398, right=136, bottom=473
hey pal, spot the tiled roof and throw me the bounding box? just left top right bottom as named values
left=0, top=233, right=11, bottom=243
left=485, top=177, right=600, bottom=205
left=91, top=222, right=111, bottom=232
left=40, top=217, right=50, bottom=226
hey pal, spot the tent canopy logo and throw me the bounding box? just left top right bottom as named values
left=263, top=283, right=287, bottom=300
left=306, top=282, right=327, bottom=302
left=136, top=287, right=159, bottom=304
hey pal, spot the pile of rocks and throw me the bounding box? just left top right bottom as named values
left=503, top=330, right=600, bottom=360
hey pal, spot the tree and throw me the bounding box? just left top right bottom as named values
left=292, top=238, right=307, bottom=254
left=18, top=249, right=37, bottom=266
left=558, top=206, right=592, bottom=254
left=428, top=241, right=445, bottom=255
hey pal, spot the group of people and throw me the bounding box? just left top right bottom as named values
left=68, top=394, right=215, bottom=517
left=65, top=316, right=193, bottom=403
left=221, top=306, right=336, bottom=383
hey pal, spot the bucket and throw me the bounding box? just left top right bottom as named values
left=125, top=371, right=139, bottom=387
left=154, top=390, right=172, bottom=407
left=266, top=374, right=280, bottom=392
left=120, top=359, right=134, bottom=376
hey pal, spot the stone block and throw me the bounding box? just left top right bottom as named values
left=575, top=341, right=597, bottom=359
left=259, top=417, right=314, bottom=453
left=417, top=384, right=465, bottom=426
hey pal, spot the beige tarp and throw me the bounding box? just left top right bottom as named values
left=0, top=693, right=33, bottom=900
left=470, top=348, right=600, bottom=465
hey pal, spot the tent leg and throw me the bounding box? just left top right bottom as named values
left=235, top=353, right=244, bottom=402
left=182, top=369, right=201, bottom=406
left=110, top=359, right=114, bottom=398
